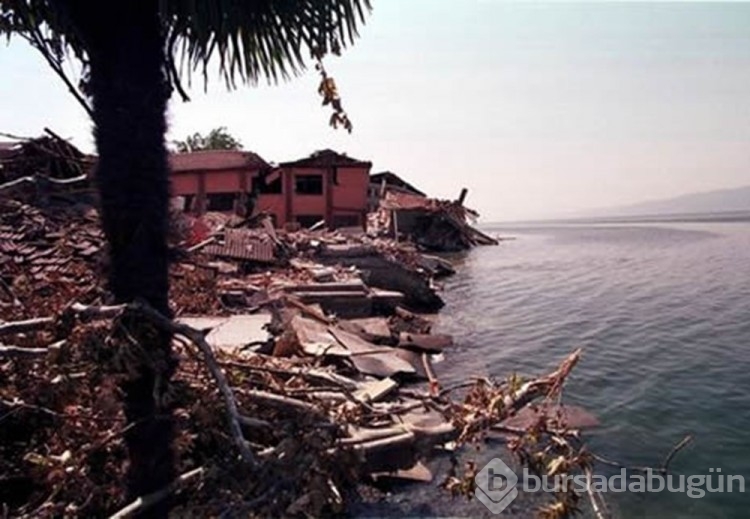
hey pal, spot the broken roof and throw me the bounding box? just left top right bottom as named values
left=370, top=171, right=426, bottom=197
left=169, top=150, right=271, bottom=173
left=0, top=141, right=19, bottom=158
left=380, top=190, right=435, bottom=211
left=280, top=149, right=372, bottom=169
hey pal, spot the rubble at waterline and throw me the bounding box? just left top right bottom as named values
left=0, top=133, right=596, bottom=518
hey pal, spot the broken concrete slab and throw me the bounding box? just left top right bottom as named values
left=416, top=254, right=455, bottom=279
left=391, top=348, right=428, bottom=380
left=370, top=289, right=405, bottom=312
left=203, top=314, right=273, bottom=353
left=317, top=254, right=444, bottom=312
left=345, top=317, right=393, bottom=344
left=328, top=327, right=415, bottom=379
left=295, top=291, right=373, bottom=318
left=290, top=315, right=348, bottom=357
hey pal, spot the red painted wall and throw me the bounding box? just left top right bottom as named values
left=286, top=166, right=327, bottom=223
left=332, top=166, right=369, bottom=219
left=170, top=162, right=370, bottom=229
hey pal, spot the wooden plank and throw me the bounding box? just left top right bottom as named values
left=353, top=378, right=398, bottom=404
left=283, top=280, right=367, bottom=293
left=391, top=348, right=428, bottom=380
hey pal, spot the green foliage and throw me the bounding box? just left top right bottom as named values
left=174, top=127, right=243, bottom=152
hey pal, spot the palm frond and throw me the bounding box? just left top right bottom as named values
left=2, top=0, right=371, bottom=125
left=160, top=0, right=371, bottom=87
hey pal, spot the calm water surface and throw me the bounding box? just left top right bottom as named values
left=424, top=217, right=750, bottom=518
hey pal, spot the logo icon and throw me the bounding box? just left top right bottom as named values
left=475, top=457, right=519, bottom=514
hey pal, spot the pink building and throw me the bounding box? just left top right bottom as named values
left=279, top=149, right=372, bottom=229
left=169, top=150, right=273, bottom=215
left=169, top=149, right=371, bottom=229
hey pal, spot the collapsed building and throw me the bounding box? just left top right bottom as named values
left=367, top=171, right=499, bottom=252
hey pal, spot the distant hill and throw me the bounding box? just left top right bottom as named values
left=586, top=185, right=750, bottom=218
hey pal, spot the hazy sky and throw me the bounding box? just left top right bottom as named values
left=2, top=1, right=750, bottom=221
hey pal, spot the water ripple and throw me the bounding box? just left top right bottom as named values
left=434, top=221, right=750, bottom=518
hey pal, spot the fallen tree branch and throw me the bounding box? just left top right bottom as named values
left=241, top=388, right=327, bottom=417
left=68, top=302, right=126, bottom=320
left=0, top=173, right=89, bottom=193
left=589, top=434, right=693, bottom=475
left=661, top=434, right=693, bottom=473
left=131, top=303, right=257, bottom=468
left=0, top=316, right=55, bottom=337
left=455, top=349, right=583, bottom=442
left=186, top=236, right=216, bottom=253
left=1, top=301, right=258, bottom=467
left=108, top=466, right=204, bottom=519
left=220, top=360, right=359, bottom=390
left=0, top=344, right=49, bottom=357
left=584, top=466, right=609, bottom=519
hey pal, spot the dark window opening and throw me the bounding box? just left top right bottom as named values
left=295, top=174, right=323, bottom=195
left=252, top=174, right=282, bottom=194
left=206, top=193, right=237, bottom=212
left=332, top=214, right=360, bottom=228
left=296, top=214, right=324, bottom=229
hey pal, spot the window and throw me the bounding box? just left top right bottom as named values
left=252, top=172, right=282, bottom=194
left=295, top=174, right=323, bottom=195
left=206, top=193, right=236, bottom=212
left=296, top=214, right=325, bottom=229
left=183, top=195, right=195, bottom=212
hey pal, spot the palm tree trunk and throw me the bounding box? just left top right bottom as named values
left=63, top=1, right=175, bottom=514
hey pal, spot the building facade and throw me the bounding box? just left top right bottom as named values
left=169, top=149, right=371, bottom=229
left=279, top=149, right=372, bottom=229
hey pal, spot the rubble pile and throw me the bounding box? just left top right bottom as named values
left=370, top=190, right=499, bottom=252
left=0, top=191, right=466, bottom=516
left=0, top=131, right=87, bottom=183
left=0, top=199, right=104, bottom=321
left=0, top=130, right=93, bottom=204
left=1, top=137, right=595, bottom=518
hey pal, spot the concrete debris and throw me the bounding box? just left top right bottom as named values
left=328, top=327, right=416, bottom=379
left=345, top=317, right=393, bottom=344
left=370, top=190, right=500, bottom=252
left=202, top=229, right=277, bottom=264
left=0, top=131, right=596, bottom=519
left=200, top=314, right=272, bottom=353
